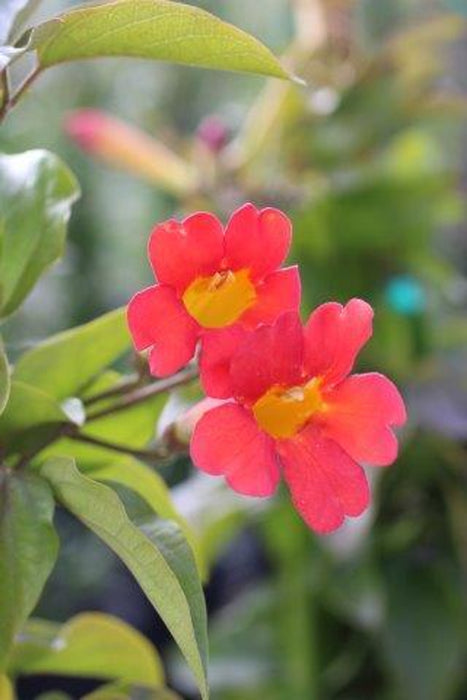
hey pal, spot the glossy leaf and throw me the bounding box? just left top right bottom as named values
left=0, top=150, right=79, bottom=318
left=0, top=472, right=58, bottom=670
left=0, top=339, right=10, bottom=416
left=9, top=612, right=164, bottom=686
left=89, top=456, right=206, bottom=578
left=14, top=308, right=130, bottom=400
left=41, top=457, right=209, bottom=700
left=26, top=0, right=288, bottom=79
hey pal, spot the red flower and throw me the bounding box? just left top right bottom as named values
left=190, top=301, right=407, bottom=533
left=127, top=204, right=300, bottom=394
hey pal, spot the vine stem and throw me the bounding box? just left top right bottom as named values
left=13, top=365, right=198, bottom=470
left=64, top=431, right=173, bottom=464
left=0, top=67, right=40, bottom=123
left=86, top=364, right=198, bottom=422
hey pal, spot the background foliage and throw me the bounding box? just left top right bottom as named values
left=1, top=0, right=466, bottom=698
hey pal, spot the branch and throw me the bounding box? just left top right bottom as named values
left=65, top=431, right=173, bottom=464
left=86, top=364, right=198, bottom=422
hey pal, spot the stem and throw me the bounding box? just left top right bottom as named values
left=86, top=364, right=198, bottom=422
left=0, top=67, right=40, bottom=123
left=65, top=432, right=172, bottom=464
left=83, top=373, right=143, bottom=406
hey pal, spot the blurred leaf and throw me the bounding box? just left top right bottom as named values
left=0, top=0, right=38, bottom=42
left=7, top=0, right=42, bottom=42
left=0, top=338, right=10, bottom=416
left=9, top=612, right=164, bottom=686
left=0, top=150, right=79, bottom=318
left=381, top=566, right=464, bottom=700
left=0, top=472, right=58, bottom=670
left=0, top=674, right=14, bottom=699
left=0, top=380, right=67, bottom=455
left=14, top=308, right=130, bottom=400
left=41, top=457, right=209, bottom=700
left=25, top=0, right=289, bottom=79
left=89, top=457, right=206, bottom=579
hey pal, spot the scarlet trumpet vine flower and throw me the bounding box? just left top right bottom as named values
left=191, top=301, right=407, bottom=533
left=127, top=204, right=300, bottom=395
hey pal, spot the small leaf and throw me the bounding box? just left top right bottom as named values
left=27, top=0, right=289, bottom=79
left=0, top=0, right=36, bottom=42
left=0, top=150, right=80, bottom=318
left=0, top=471, right=58, bottom=670
left=0, top=338, right=10, bottom=416
left=89, top=456, right=206, bottom=578
left=41, top=457, right=209, bottom=700
left=9, top=612, right=164, bottom=686
left=0, top=380, right=67, bottom=455
left=14, top=308, right=130, bottom=400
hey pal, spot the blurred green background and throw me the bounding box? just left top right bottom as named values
left=2, top=0, right=467, bottom=698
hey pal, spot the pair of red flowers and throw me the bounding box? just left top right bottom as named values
left=128, top=204, right=406, bottom=534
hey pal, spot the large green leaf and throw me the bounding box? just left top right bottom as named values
left=14, top=309, right=130, bottom=400
left=41, top=457, right=209, bottom=700
left=8, top=612, right=164, bottom=686
left=0, top=380, right=68, bottom=455
left=0, top=150, right=80, bottom=318
left=0, top=471, right=58, bottom=670
left=0, top=338, right=10, bottom=416
left=25, top=0, right=288, bottom=79
left=89, top=456, right=206, bottom=578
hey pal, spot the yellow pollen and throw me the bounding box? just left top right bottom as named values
left=182, top=268, right=256, bottom=328
left=253, top=378, right=323, bottom=439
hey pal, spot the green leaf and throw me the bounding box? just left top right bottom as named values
left=0, top=471, right=58, bottom=670
left=0, top=338, right=10, bottom=416
left=89, top=456, right=206, bottom=578
left=14, top=309, right=130, bottom=400
left=41, top=457, right=209, bottom=700
left=26, top=0, right=289, bottom=80
left=0, top=380, right=67, bottom=455
left=0, top=150, right=80, bottom=318
left=9, top=612, right=164, bottom=686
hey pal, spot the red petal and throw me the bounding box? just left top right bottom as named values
left=148, top=212, right=224, bottom=294
left=320, top=373, right=407, bottom=466
left=241, top=266, right=301, bottom=329
left=127, top=285, right=199, bottom=376
left=199, top=325, right=248, bottom=399
left=224, top=203, right=292, bottom=280
left=304, top=298, right=374, bottom=387
left=191, top=403, right=280, bottom=497
left=277, top=424, right=370, bottom=534
left=230, top=312, right=304, bottom=403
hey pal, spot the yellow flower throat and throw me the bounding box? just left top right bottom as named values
left=182, top=268, right=256, bottom=328
left=253, top=378, right=324, bottom=439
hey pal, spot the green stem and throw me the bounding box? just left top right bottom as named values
left=264, top=501, right=319, bottom=699
left=65, top=431, right=172, bottom=464
left=86, top=364, right=198, bottom=422
left=0, top=67, right=40, bottom=123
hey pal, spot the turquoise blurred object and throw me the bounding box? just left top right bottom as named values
left=385, top=275, right=427, bottom=315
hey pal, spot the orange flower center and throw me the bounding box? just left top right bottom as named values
left=182, top=268, right=256, bottom=328
left=253, top=378, right=324, bottom=439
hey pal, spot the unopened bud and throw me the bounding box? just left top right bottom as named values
left=65, top=109, right=199, bottom=196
